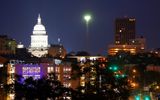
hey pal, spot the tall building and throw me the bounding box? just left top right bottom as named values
left=115, top=17, right=136, bottom=45
left=29, top=14, right=49, bottom=57
left=108, top=17, right=146, bottom=55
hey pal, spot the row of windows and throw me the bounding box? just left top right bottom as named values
left=63, top=68, right=71, bottom=72
left=48, top=67, right=60, bottom=73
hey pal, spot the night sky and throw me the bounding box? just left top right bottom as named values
left=0, top=0, right=160, bottom=55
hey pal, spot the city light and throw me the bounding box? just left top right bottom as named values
left=0, top=1, right=160, bottom=100
left=135, top=95, right=140, bottom=100
left=84, top=14, right=91, bottom=23
left=121, top=74, right=125, bottom=78
left=133, top=69, right=137, bottom=73
left=109, top=65, right=119, bottom=71
left=143, top=95, right=151, bottom=100
left=0, top=64, right=3, bottom=67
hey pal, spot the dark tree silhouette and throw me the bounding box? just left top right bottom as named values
left=5, top=73, right=73, bottom=100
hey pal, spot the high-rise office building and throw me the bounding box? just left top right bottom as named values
left=115, top=17, right=136, bottom=45
left=108, top=17, right=146, bottom=55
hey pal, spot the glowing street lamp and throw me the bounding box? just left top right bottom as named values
left=84, top=15, right=91, bottom=24
left=84, top=14, right=91, bottom=33
left=84, top=14, right=91, bottom=51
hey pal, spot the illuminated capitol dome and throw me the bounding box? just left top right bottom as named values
left=33, top=14, right=46, bottom=35
left=29, top=14, right=49, bottom=57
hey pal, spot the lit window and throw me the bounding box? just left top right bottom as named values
left=55, top=67, right=59, bottom=73
left=115, top=41, right=120, bottom=44
left=81, top=82, right=85, bottom=86
left=81, top=89, right=85, bottom=93
left=48, top=67, right=54, bottom=73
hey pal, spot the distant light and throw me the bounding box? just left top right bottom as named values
left=115, top=74, right=119, bottom=78
left=84, top=15, right=91, bottom=22
left=55, top=59, right=62, bottom=65
left=113, top=66, right=118, bottom=71
left=129, top=18, right=135, bottom=21
left=133, top=69, right=136, bottom=73
left=0, top=64, right=3, bottom=68
left=9, top=93, right=15, bottom=100
left=156, top=86, right=160, bottom=89
left=109, top=65, right=118, bottom=71
left=121, top=74, right=125, bottom=78
left=17, top=42, right=24, bottom=48
left=144, top=95, right=151, bottom=100
left=109, top=67, right=112, bottom=70
left=135, top=95, right=140, bottom=100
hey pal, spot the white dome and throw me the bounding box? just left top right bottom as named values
left=33, top=24, right=45, bottom=31
left=32, top=14, right=47, bottom=35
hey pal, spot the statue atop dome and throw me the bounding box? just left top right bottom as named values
left=38, top=14, right=41, bottom=24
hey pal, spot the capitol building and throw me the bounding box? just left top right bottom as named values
left=29, top=14, right=49, bottom=57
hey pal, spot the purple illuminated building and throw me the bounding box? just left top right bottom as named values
left=15, top=63, right=48, bottom=79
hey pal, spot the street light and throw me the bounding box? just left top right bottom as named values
left=84, top=14, right=91, bottom=52
left=84, top=14, right=91, bottom=34
left=84, top=15, right=91, bottom=24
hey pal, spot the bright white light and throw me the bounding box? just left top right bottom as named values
left=9, top=93, right=15, bottom=100
left=84, top=15, right=91, bottom=22
left=0, top=64, right=3, bottom=68
left=55, top=59, right=62, bottom=65
left=17, top=42, right=24, bottom=48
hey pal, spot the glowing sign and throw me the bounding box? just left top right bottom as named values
left=22, top=67, right=41, bottom=79
left=22, top=67, right=40, bottom=74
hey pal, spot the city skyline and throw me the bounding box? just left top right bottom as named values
left=0, top=0, right=160, bottom=55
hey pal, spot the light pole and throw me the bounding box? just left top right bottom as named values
left=84, top=14, right=91, bottom=52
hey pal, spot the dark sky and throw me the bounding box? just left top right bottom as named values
left=0, top=0, right=160, bottom=55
